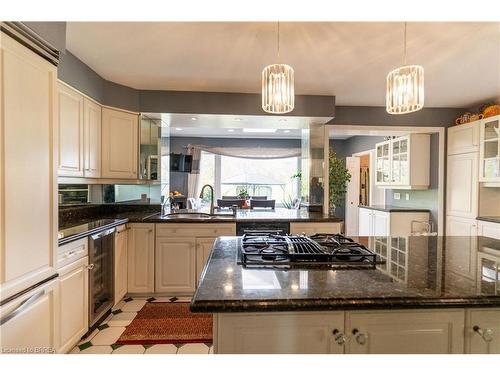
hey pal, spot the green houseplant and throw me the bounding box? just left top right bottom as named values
left=328, top=150, right=351, bottom=215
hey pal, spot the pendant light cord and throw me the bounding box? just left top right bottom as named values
left=403, top=22, right=407, bottom=65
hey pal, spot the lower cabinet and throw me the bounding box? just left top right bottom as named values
left=127, top=223, right=155, bottom=293
left=477, top=220, right=500, bottom=240
left=58, top=257, right=89, bottom=353
left=215, top=312, right=345, bottom=354
left=466, top=308, right=500, bottom=354
left=196, top=238, right=216, bottom=284
left=344, top=310, right=464, bottom=354
left=359, top=208, right=430, bottom=236
left=0, top=278, right=60, bottom=353
left=446, top=215, right=478, bottom=236
left=289, top=222, right=343, bottom=235
left=155, top=237, right=196, bottom=294
left=114, top=225, right=128, bottom=305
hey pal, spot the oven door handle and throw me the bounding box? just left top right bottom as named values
left=0, top=290, right=45, bottom=326
left=90, top=227, right=116, bottom=240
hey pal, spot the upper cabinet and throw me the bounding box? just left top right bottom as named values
left=479, top=115, right=500, bottom=182
left=448, top=121, right=480, bottom=155
left=139, top=116, right=160, bottom=181
left=83, top=98, right=102, bottom=178
left=57, top=83, right=84, bottom=177
left=57, top=83, right=102, bottom=178
left=101, top=107, right=139, bottom=179
left=375, top=134, right=430, bottom=189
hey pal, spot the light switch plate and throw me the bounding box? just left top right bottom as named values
left=394, top=192, right=401, bottom=200
left=405, top=193, right=410, bottom=200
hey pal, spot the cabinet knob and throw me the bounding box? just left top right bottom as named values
left=352, top=328, right=368, bottom=345
left=332, top=329, right=346, bottom=346
left=86, top=263, right=95, bottom=270
left=473, top=325, right=494, bottom=343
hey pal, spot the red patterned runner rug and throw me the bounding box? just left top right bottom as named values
left=116, top=302, right=213, bottom=345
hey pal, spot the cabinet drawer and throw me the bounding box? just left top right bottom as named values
left=156, top=223, right=236, bottom=238
left=57, top=238, right=88, bottom=269
left=290, top=222, right=343, bottom=236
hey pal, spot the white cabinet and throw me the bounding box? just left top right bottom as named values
left=57, top=257, right=88, bottom=353
left=446, top=215, right=478, bottom=236
left=127, top=224, right=154, bottom=293
left=448, top=121, right=480, bottom=155
left=0, top=32, right=58, bottom=300
left=358, top=208, right=429, bottom=236
left=57, top=83, right=84, bottom=177
left=375, top=134, right=430, bottom=189
left=83, top=98, right=101, bottom=178
left=289, top=222, right=343, bottom=235
left=215, top=312, right=345, bottom=354
left=479, top=115, right=500, bottom=182
left=466, top=309, right=500, bottom=354
left=114, top=225, right=128, bottom=305
left=344, top=310, right=464, bottom=354
left=102, top=107, right=138, bottom=179
left=0, top=278, right=60, bottom=353
left=446, top=153, right=479, bottom=218
left=196, top=238, right=215, bottom=285
left=155, top=238, right=196, bottom=294
left=477, top=220, right=500, bottom=240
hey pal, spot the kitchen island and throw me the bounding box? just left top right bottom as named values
left=191, top=235, right=500, bottom=354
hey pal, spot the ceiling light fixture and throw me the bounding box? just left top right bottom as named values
left=191, top=117, right=197, bottom=121
left=234, top=118, right=243, bottom=122
left=262, top=22, right=294, bottom=114
left=386, top=22, right=424, bottom=115
left=175, top=127, right=183, bottom=131
left=243, top=128, right=277, bottom=133
left=282, top=129, right=291, bottom=133
left=227, top=129, right=235, bottom=132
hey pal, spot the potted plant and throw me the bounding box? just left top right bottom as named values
left=328, top=150, right=351, bottom=216
left=237, top=187, right=250, bottom=208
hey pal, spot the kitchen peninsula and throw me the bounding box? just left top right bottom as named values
left=190, top=235, right=500, bottom=354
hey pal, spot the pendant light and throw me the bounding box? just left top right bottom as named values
left=262, top=22, right=295, bottom=114
left=386, top=22, right=424, bottom=114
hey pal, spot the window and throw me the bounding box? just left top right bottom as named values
left=198, top=151, right=300, bottom=206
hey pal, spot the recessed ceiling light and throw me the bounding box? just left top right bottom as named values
left=243, top=128, right=277, bottom=133
left=234, top=118, right=243, bottom=122
left=227, top=129, right=235, bottom=132
left=191, top=117, right=197, bottom=121
left=175, top=127, right=183, bottom=131
left=283, top=130, right=291, bottom=133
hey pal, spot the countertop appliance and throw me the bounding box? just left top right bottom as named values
left=88, top=227, right=115, bottom=330
left=239, top=233, right=380, bottom=268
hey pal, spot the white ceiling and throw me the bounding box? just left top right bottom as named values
left=66, top=22, right=500, bottom=108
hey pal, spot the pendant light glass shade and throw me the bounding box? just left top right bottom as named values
left=262, top=63, right=295, bottom=114
left=386, top=64, right=424, bottom=114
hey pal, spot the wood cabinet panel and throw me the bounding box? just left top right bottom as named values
left=466, top=308, right=500, bottom=354
left=114, top=226, right=128, bottom=305
left=448, top=121, right=480, bottom=155
left=196, top=237, right=215, bottom=285
left=477, top=221, right=500, bottom=240
left=83, top=98, right=101, bottom=178
left=156, top=223, right=236, bottom=238
left=289, top=222, right=343, bottom=236
left=127, top=224, right=154, bottom=293
left=446, top=153, right=478, bottom=218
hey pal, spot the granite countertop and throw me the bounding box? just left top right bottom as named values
left=143, top=208, right=342, bottom=223
left=190, top=235, right=500, bottom=312
left=358, top=204, right=431, bottom=213
left=477, top=216, right=500, bottom=224
left=58, top=218, right=129, bottom=246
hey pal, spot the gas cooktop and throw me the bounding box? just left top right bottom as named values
left=238, top=233, right=381, bottom=269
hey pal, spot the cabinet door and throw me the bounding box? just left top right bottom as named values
left=448, top=121, right=480, bottom=155
left=372, top=211, right=389, bottom=236
left=446, top=215, right=477, bottom=236
left=479, top=115, right=500, bottom=182
left=446, top=153, right=478, bottom=218
left=345, top=310, right=464, bottom=354
left=466, top=309, right=500, bottom=354
left=83, top=98, right=101, bottom=178
left=289, top=222, right=343, bottom=236
left=477, top=221, right=500, bottom=240
left=102, top=107, right=138, bottom=179
left=155, top=238, right=196, bottom=294
left=375, top=141, right=391, bottom=185
left=196, top=238, right=215, bottom=284
left=391, top=137, right=409, bottom=186
left=57, top=82, right=84, bottom=177
left=0, top=33, right=58, bottom=299
left=216, top=312, right=345, bottom=354
left=127, top=224, right=154, bottom=293
left=58, top=257, right=88, bottom=353
left=358, top=208, right=372, bottom=236
left=114, top=226, right=128, bottom=304
left=0, top=278, right=60, bottom=353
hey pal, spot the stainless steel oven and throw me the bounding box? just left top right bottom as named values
left=88, top=227, right=115, bottom=329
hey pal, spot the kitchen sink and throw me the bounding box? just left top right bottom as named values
left=163, top=212, right=234, bottom=220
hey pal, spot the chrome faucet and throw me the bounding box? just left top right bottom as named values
left=199, top=184, right=215, bottom=215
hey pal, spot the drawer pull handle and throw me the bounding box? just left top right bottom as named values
left=0, top=290, right=45, bottom=326
left=352, top=328, right=368, bottom=345
left=332, top=329, right=346, bottom=346
left=473, top=325, right=494, bottom=343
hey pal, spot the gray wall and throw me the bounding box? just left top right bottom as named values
left=23, top=22, right=67, bottom=53
left=329, top=134, right=440, bottom=231
left=170, top=136, right=301, bottom=194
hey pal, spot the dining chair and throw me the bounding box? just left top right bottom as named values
left=250, top=199, right=275, bottom=209
left=217, top=199, right=244, bottom=208
left=250, top=196, right=267, bottom=200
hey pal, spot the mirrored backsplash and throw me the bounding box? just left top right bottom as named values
left=58, top=184, right=161, bottom=206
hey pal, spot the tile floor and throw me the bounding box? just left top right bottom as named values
left=70, top=296, right=213, bottom=354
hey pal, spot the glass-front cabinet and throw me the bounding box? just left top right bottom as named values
left=139, top=115, right=161, bottom=181
left=479, top=115, right=500, bottom=182
left=375, top=134, right=429, bottom=189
